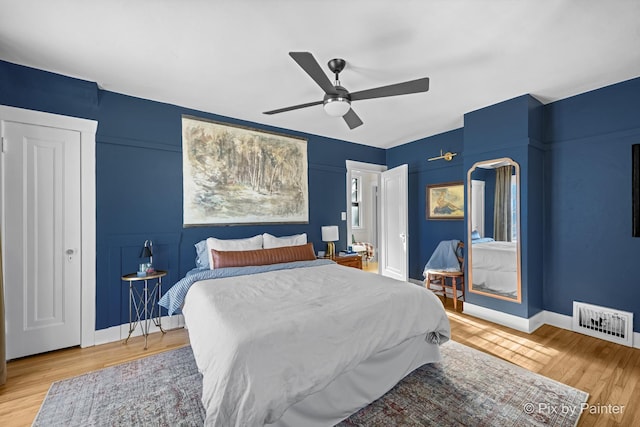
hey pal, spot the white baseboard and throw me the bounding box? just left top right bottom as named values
left=463, top=303, right=545, bottom=333
left=543, top=309, right=640, bottom=349
left=463, top=304, right=640, bottom=348
left=88, top=304, right=640, bottom=350
left=542, top=310, right=573, bottom=331
left=93, top=314, right=185, bottom=346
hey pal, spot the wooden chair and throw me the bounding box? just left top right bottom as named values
left=351, top=235, right=374, bottom=266
left=352, top=242, right=374, bottom=266
left=424, top=242, right=465, bottom=310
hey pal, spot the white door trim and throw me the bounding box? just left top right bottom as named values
left=345, top=160, right=387, bottom=273
left=0, top=105, right=97, bottom=348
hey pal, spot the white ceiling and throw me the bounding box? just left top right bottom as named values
left=1, top=0, right=639, bottom=149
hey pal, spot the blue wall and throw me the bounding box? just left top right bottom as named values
left=3, top=58, right=639, bottom=333
left=0, top=60, right=385, bottom=330
left=390, top=82, right=640, bottom=332
left=543, top=78, right=640, bottom=331
left=461, top=95, right=545, bottom=319
left=386, top=129, right=465, bottom=280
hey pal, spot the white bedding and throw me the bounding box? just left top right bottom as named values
left=181, top=263, right=450, bottom=427
left=471, top=240, right=517, bottom=293
left=274, top=334, right=441, bottom=427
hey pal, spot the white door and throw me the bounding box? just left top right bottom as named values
left=380, top=164, right=408, bottom=281
left=2, top=121, right=82, bottom=359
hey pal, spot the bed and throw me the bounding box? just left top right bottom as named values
left=160, top=235, right=450, bottom=427
left=471, top=240, right=518, bottom=296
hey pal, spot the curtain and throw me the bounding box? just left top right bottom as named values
left=1, top=230, right=6, bottom=385
left=493, top=166, right=512, bottom=242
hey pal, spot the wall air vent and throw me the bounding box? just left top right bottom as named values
left=572, top=301, right=633, bottom=347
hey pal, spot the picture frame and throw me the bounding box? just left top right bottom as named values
left=427, top=181, right=464, bottom=220
left=182, top=116, right=309, bottom=226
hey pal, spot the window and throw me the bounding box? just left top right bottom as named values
left=351, top=176, right=361, bottom=228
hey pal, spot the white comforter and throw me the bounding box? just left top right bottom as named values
left=181, top=262, right=450, bottom=427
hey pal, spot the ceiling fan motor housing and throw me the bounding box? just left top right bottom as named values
left=328, top=58, right=346, bottom=75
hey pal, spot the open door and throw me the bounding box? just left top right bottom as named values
left=379, top=164, right=408, bottom=281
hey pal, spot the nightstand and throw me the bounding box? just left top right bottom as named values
left=121, top=270, right=167, bottom=349
left=329, top=254, right=363, bottom=270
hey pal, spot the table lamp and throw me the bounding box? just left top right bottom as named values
left=321, top=225, right=339, bottom=258
left=138, top=239, right=154, bottom=276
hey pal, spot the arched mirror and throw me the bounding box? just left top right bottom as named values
left=467, top=158, right=522, bottom=302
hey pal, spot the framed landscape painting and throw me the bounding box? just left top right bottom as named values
left=427, top=182, right=464, bottom=220
left=182, top=116, right=309, bottom=226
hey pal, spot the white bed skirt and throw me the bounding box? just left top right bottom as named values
left=472, top=268, right=517, bottom=294
left=271, top=335, right=442, bottom=427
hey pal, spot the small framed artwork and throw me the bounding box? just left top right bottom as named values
left=427, top=182, right=464, bottom=220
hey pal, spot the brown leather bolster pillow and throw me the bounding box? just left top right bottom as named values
left=211, top=242, right=316, bottom=269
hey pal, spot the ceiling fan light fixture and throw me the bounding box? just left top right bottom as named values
left=323, top=97, right=351, bottom=117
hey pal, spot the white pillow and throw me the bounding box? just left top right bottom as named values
left=206, top=235, right=263, bottom=269
left=262, top=233, right=307, bottom=249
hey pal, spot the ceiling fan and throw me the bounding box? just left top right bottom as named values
left=263, top=52, right=430, bottom=130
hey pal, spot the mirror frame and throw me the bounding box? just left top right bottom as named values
left=466, top=157, right=522, bottom=303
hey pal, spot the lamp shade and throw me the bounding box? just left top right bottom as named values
left=140, top=240, right=153, bottom=258
left=140, top=246, right=152, bottom=258
left=323, top=98, right=351, bottom=117
left=321, top=225, right=339, bottom=242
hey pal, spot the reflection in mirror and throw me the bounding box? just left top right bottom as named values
left=467, top=158, right=522, bottom=302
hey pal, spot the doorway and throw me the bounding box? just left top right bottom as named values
left=346, top=161, right=385, bottom=274
left=346, top=161, right=409, bottom=281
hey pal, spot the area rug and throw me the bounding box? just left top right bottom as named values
left=33, top=341, right=588, bottom=426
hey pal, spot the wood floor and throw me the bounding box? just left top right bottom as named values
left=1, top=303, right=638, bottom=427
left=0, top=330, right=190, bottom=427
left=442, top=300, right=640, bottom=427
left=362, top=260, right=378, bottom=273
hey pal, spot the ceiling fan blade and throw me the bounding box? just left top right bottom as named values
left=263, top=100, right=323, bottom=115
left=343, top=108, right=363, bottom=129
left=350, top=77, right=430, bottom=101
left=289, top=52, right=338, bottom=95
